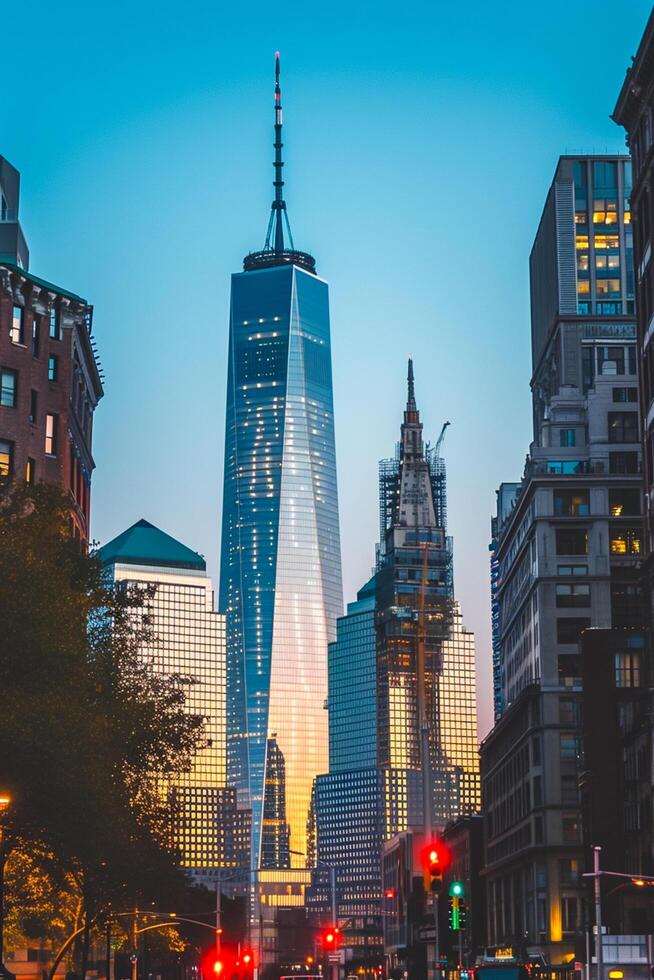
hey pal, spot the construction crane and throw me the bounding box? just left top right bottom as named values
left=434, top=420, right=451, bottom=457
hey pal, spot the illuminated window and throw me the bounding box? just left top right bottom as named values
left=0, top=368, right=17, bottom=408
left=575, top=235, right=589, bottom=250
left=610, top=526, right=641, bottom=555
left=596, top=278, right=621, bottom=296
left=595, top=253, right=620, bottom=270
left=594, top=234, right=620, bottom=250
left=577, top=253, right=589, bottom=272
left=48, top=355, right=58, bottom=382
left=26, top=457, right=35, bottom=485
left=553, top=489, right=588, bottom=516
left=10, top=305, right=24, bottom=344
left=45, top=413, right=58, bottom=456
left=615, top=651, right=640, bottom=688
left=0, top=440, right=12, bottom=476
left=577, top=279, right=590, bottom=295
left=574, top=211, right=587, bottom=225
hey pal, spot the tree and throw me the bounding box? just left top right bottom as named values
left=0, top=482, right=206, bottom=974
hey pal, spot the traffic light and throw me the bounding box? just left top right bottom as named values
left=448, top=880, right=465, bottom=930
left=321, top=925, right=340, bottom=949
left=212, top=960, right=223, bottom=975
left=241, top=950, right=254, bottom=976
left=420, top=839, right=451, bottom=892
left=459, top=898, right=468, bottom=929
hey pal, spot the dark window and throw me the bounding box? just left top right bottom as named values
left=558, top=564, right=588, bottom=576
left=532, top=736, right=541, bottom=766
left=612, top=386, right=638, bottom=403
left=609, top=452, right=639, bottom=474
left=0, top=439, right=13, bottom=476
left=558, top=653, right=582, bottom=682
left=32, top=317, right=40, bottom=358
left=557, top=618, right=591, bottom=644
left=29, top=389, right=37, bottom=425
left=611, top=582, right=642, bottom=627
left=559, top=699, right=582, bottom=725
left=609, top=488, right=641, bottom=516
left=562, top=814, right=581, bottom=843
left=608, top=412, right=638, bottom=443
left=559, top=428, right=576, bottom=447
left=48, top=355, right=58, bottom=382
left=0, top=369, right=17, bottom=408
left=554, top=490, right=589, bottom=517
left=559, top=858, right=579, bottom=886
left=49, top=308, right=61, bottom=340
left=556, top=583, right=590, bottom=608
left=10, top=305, right=24, bottom=344
left=560, top=734, right=580, bottom=760
left=561, top=896, right=579, bottom=932
left=556, top=528, right=588, bottom=555
left=25, top=457, right=35, bottom=485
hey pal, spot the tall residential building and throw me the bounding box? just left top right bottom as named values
left=99, top=519, right=246, bottom=880
left=490, top=483, right=520, bottom=721
left=218, top=55, right=343, bottom=873
left=482, top=155, right=641, bottom=963
left=310, top=362, right=480, bottom=971
left=0, top=155, right=103, bottom=541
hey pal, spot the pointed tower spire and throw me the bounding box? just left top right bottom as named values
left=407, top=357, right=416, bottom=412
left=243, top=54, right=316, bottom=274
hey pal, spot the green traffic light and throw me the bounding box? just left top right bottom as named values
left=448, top=880, right=464, bottom=897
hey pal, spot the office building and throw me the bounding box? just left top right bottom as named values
left=310, top=362, right=480, bottom=971
left=218, top=55, right=343, bottom=874
left=613, top=9, right=654, bottom=897
left=0, top=155, right=103, bottom=541
left=99, top=518, right=240, bottom=879
left=482, top=155, right=641, bottom=963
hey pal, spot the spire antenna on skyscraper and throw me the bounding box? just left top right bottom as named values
left=407, top=357, right=416, bottom=412
left=243, top=54, right=316, bottom=274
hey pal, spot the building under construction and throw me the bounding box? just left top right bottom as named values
left=308, top=360, right=480, bottom=971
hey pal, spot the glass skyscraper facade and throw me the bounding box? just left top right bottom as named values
left=219, top=57, right=342, bottom=871
left=99, top=519, right=241, bottom=880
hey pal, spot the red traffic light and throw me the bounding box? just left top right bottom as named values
left=213, top=962, right=223, bottom=975
left=242, top=950, right=253, bottom=966
left=384, top=889, right=396, bottom=899
left=420, top=839, right=451, bottom=874
left=322, top=925, right=340, bottom=948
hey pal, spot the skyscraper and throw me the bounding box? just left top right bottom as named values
left=481, top=155, right=641, bottom=962
left=219, top=55, right=343, bottom=872
left=99, top=519, right=249, bottom=880
left=309, top=362, right=480, bottom=971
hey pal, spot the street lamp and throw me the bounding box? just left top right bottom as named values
left=0, top=792, right=14, bottom=980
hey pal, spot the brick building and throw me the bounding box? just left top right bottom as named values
left=0, top=155, right=103, bottom=540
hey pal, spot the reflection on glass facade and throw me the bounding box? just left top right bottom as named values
left=328, top=576, right=377, bottom=773
left=220, top=264, right=343, bottom=869
left=99, top=519, right=230, bottom=877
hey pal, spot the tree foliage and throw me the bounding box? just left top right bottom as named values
left=0, top=482, right=206, bottom=966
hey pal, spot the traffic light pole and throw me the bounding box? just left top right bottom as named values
left=330, top=866, right=338, bottom=980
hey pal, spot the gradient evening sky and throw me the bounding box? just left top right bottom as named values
left=2, top=0, right=651, bottom=737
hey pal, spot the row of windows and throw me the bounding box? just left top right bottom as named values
left=0, top=359, right=59, bottom=411
left=553, top=487, right=641, bottom=517
left=0, top=415, right=58, bottom=477
left=10, top=304, right=61, bottom=346
left=555, top=526, right=642, bottom=556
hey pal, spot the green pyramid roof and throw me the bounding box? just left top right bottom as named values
left=98, top=519, right=206, bottom=572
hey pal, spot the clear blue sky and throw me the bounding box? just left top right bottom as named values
left=2, top=0, right=651, bottom=736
